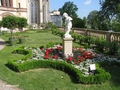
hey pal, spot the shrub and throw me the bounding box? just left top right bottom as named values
left=46, top=42, right=55, bottom=48
left=7, top=59, right=111, bottom=84
left=106, top=41, right=119, bottom=55
left=85, top=36, right=95, bottom=46
left=7, top=46, right=111, bottom=84
left=78, top=34, right=86, bottom=44
left=12, top=47, right=32, bottom=60
left=95, top=37, right=107, bottom=52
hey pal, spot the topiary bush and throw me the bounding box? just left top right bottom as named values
left=7, top=59, right=111, bottom=84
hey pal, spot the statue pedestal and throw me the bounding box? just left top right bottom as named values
left=62, top=37, right=73, bottom=57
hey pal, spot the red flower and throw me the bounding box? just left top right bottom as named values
left=41, top=48, right=45, bottom=52
left=44, top=55, right=49, bottom=59
left=69, top=56, right=73, bottom=61
left=57, top=46, right=62, bottom=50
left=53, top=55, right=58, bottom=59
left=45, top=51, right=49, bottom=55
left=79, top=48, right=83, bottom=51
left=66, top=56, right=73, bottom=62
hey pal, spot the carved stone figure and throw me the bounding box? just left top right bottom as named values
left=63, top=13, right=72, bottom=38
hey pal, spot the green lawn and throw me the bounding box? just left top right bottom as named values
left=0, top=30, right=120, bottom=90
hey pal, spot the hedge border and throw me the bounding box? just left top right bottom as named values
left=7, top=59, right=111, bottom=84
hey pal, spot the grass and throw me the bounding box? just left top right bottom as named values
left=0, top=30, right=120, bottom=90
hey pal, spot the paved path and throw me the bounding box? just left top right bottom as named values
left=0, top=38, right=5, bottom=50
left=0, top=38, right=21, bottom=90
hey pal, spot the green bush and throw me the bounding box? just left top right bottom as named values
left=85, top=36, right=96, bottom=45
left=95, top=37, right=107, bottom=52
left=71, top=33, right=79, bottom=42
left=12, top=47, right=32, bottom=60
left=46, top=42, right=55, bottom=48
left=106, top=41, right=119, bottom=55
left=7, top=59, right=111, bottom=84
left=78, top=34, right=86, bottom=44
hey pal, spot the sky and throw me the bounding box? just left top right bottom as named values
left=50, top=0, right=101, bottom=19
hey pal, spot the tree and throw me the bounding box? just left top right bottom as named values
left=87, top=10, right=99, bottom=29
left=2, top=15, right=18, bottom=38
left=99, top=0, right=120, bottom=20
left=17, top=17, right=27, bottom=33
left=73, top=18, right=85, bottom=28
left=59, top=1, right=79, bottom=27
left=59, top=1, right=78, bottom=18
left=83, top=17, right=87, bottom=28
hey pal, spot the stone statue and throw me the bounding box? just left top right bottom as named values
left=63, top=13, right=72, bottom=38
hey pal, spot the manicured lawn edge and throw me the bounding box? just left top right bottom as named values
left=7, top=59, right=111, bottom=84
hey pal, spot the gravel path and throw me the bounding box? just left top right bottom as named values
left=0, top=38, right=21, bottom=90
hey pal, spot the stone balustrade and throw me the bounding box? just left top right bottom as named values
left=59, top=27, right=120, bottom=43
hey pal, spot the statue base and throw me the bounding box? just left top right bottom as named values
left=62, top=37, right=73, bottom=57
left=63, top=34, right=71, bottom=38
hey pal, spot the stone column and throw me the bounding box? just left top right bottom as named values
left=40, top=0, right=43, bottom=23
left=46, top=0, right=50, bottom=23
left=27, top=0, right=30, bottom=24
left=62, top=37, right=73, bottom=57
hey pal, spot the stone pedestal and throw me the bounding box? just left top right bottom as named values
left=62, top=37, right=73, bottom=57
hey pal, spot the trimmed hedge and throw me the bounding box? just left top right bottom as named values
left=12, top=46, right=32, bottom=60
left=7, top=46, right=111, bottom=84
left=7, top=59, right=111, bottom=84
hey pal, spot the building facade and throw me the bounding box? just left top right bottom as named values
left=0, top=0, right=50, bottom=28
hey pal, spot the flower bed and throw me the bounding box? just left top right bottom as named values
left=7, top=44, right=114, bottom=84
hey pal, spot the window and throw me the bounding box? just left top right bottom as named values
left=1, top=0, right=13, bottom=7
left=30, top=0, right=37, bottom=23
left=18, top=3, right=20, bottom=8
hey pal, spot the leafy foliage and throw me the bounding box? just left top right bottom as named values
left=7, top=57, right=111, bottom=84
left=99, top=0, right=120, bottom=19
left=106, top=41, right=119, bottom=55
left=73, top=17, right=85, bottom=28
left=17, top=17, right=27, bottom=31
left=2, top=15, right=18, bottom=29
left=59, top=1, right=78, bottom=18
left=59, top=1, right=86, bottom=28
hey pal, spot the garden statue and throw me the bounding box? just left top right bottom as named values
left=63, top=13, right=73, bottom=38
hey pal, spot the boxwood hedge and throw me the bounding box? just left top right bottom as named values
left=7, top=46, right=111, bottom=84
left=7, top=59, right=111, bottom=84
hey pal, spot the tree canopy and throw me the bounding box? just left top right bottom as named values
left=58, top=1, right=78, bottom=18
left=58, top=1, right=85, bottom=28
left=99, top=0, right=120, bottom=19
left=2, top=15, right=18, bottom=30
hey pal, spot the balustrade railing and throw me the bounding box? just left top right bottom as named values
left=58, top=27, right=120, bottom=43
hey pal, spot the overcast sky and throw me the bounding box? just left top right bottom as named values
left=50, top=0, right=101, bottom=19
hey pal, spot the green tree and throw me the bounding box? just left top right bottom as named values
left=99, top=0, right=120, bottom=20
left=73, top=18, right=85, bottom=28
left=87, top=10, right=99, bottom=29
left=59, top=1, right=78, bottom=18
left=83, top=17, right=87, bottom=28
left=17, top=17, right=27, bottom=33
left=59, top=1, right=79, bottom=27
left=2, top=15, right=18, bottom=38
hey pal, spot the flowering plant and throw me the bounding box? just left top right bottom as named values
left=43, top=44, right=63, bottom=59
left=42, top=45, right=97, bottom=65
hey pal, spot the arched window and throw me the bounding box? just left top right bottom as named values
left=30, top=0, right=37, bottom=23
